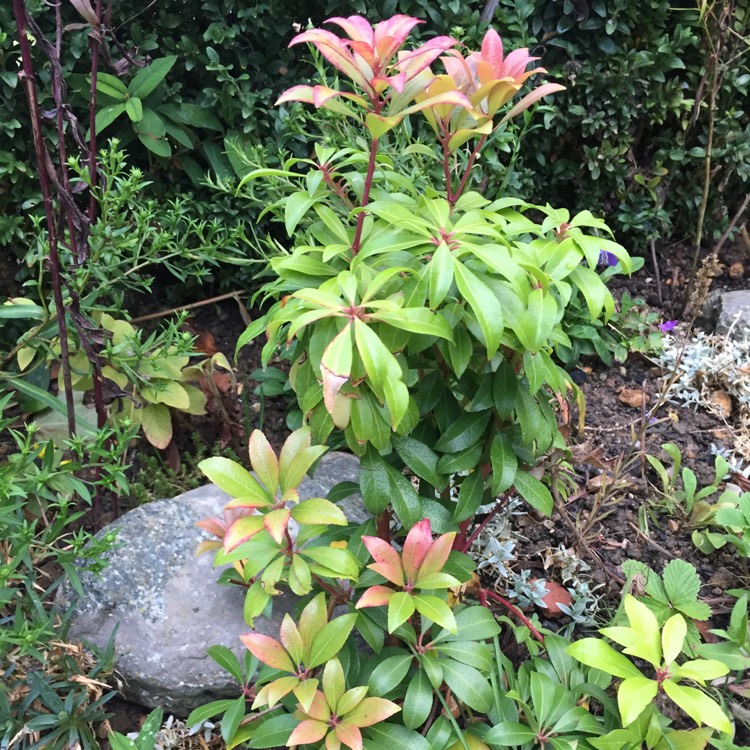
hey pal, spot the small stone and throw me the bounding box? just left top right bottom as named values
left=251, top=402, right=261, bottom=413
left=729, top=262, right=745, bottom=279
left=708, top=391, right=732, bottom=419
left=618, top=388, right=648, bottom=408
left=532, top=579, right=573, bottom=618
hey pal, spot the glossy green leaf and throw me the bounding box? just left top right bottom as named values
left=359, top=447, right=391, bottom=515
left=567, top=638, right=643, bottom=679
left=453, top=260, right=503, bottom=357
left=435, top=410, right=491, bottom=453
left=308, top=613, right=358, bottom=669
left=393, top=435, right=444, bottom=489
left=441, top=660, right=493, bottom=713
left=388, top=592, right=417, bottom=633
left=125, top=96, right=143, bottom=122
left=403, top=670, right=433, bottom=729
left=128, top=56, right=177, bottom=98
left=662, top=681, right=732, bottom=733
left=198, top=457, right=269, bottom=501
left=454, top=470, right=485, bottom=523
left=484, top=722, right=537, bottom=746
left=94, top=103, right=126, bottom=133
left=413, top=594, right=457, bottom=633
left=368, top=652, right=413, bottom=696
left=513, top=471, right=553, bottom=515
left=490, top=433, right=518, bottom=495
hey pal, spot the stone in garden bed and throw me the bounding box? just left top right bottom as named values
left=56, top=451, right=364, bottom=717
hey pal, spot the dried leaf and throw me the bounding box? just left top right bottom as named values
left=618, top=387, right=648, bottom=408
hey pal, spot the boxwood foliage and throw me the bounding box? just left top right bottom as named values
left=1, top=0, right=747, bottom=276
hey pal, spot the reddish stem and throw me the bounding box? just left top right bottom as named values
left=87, top=0, right=103, bottom=223
left=479, top=588, right=544, bottom=644
left=450, top=134, right=487, bottom=209
left=461, top=497, right=507, bottom=553
left=13, top=0, right=76, bottom=440
left=351, top=137, right=379, bottom=255
left=376, top=509, right=391, bottom=544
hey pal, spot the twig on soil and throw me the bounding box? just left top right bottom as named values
left=650, top=239, right=663, bottom=305
left=627, top=522, right=676, bottom=559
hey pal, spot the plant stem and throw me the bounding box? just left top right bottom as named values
left=351, top=137, right=379, bottom=255
left=13, top=0, right=76, bottom=439
left=88, top=0, right=103, bottom=224
left=479, top=587, right=544, bottom=643
left=451, top=135, right=487, bottom=208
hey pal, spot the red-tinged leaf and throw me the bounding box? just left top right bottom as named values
left=356, top=585, right=395, bottom=609
left=362, top=536, right=404, bottom=585
left=500, top=83, right=566, bottom=123
left=223, top=515, right=265, bottom=551
left=264, top=508, right=291, bottom=544
left=365, top=112, right=402, bottom=139
left=239, top=633, right=294, bottom=673
left=343, top=696, right=401, bottom=727
left=416, top=532, right=456, bottom=582
left=335, top=723, right=363, bottom=750
left=70, top=0, right=98, bottom=24
left=321, top=324, right=353, bottom=414
left=302, top=691, right=331, bottom=722
left=195, top=540, right=221, bottom=556
left=224, top=495, right=270, bottom=510
left=288, top=719, right=329, bottom=746
left=400, top=90, right=473, bottom=116
left=369, top=562, right=405, bottom=587
left=279, top=614, right=305, bottom=665
left=195, top=517, right=225, bottom=538
left=248, top=430, right=279, bottom=493
left=401, top=519, right=433, bottom=582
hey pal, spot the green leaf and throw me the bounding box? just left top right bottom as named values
left=140, top=403, right=172, bottom=449
left=441, top=660, right=493, bottom=713
left=135, top=109, right=171, bottom=157
left=368, top=652, right=413, bottom=696
left=128, top=56, right=177, bottom=98
left=94, top=102, right=126, bottom=133
left=220, top=695, right=246, bottom=743
left=302, top=546, right=360, bottom=580
left=125, top=96, right=143, bottom=122
left=413, top=594, right=457, bottom=633
left=513, top=471, right=553, bottom=515
left=365, top=723, right=431, bottom=750
left=454, top=470, right=485, bottom=523
left=662, top=559, right=701, bottom=606
left=207, top=645, right=244, bottom=684
left=388, top=591, right=417, bottom=633
left=662, top=680, right=732, bottom=734
left=617, top=676, right=658, bottom=726
left=354, top=319, right=399, bottom=395
left=490, top=433, right=518, bottom=495
left=484, top=722, right=537, bottom=746
left=435, top=641, right=493, bottom=671
left=159, top=102, right=223, bottom=131
left=0, top=302, right=45, bottom=320
left=403, top=670, right=433, bottom=729
left=95, top=72, right=128, bottom=100
left=291, top=497, right=348, bottom=526
left=308, top=613, right=358, bottom=668
left=516, top=287, right=558, bottom=352
left=437, top=605, right=501, bottom=642
left=393, top=435, right=443, bottom=489
left=198, top=457, right=269, bottom=501
left=493, top=362, right=519, bottom=417
left=523, top=351, right=546, bottom=395
left=567, top=639, right=643, bottom=679
left=285, top=191, right=317, bottom=236
left=247, top=714, right=299, bottom=748
left=359, top=447, right=391, bottom=515
left=435, top=410, right=492, bottom=453
left=429, top=241, right=454, bottom=308
left=387, top=463, right=423, bottom=529
left=186, top=699, right=240, bottom=728
left=453, top=260, right=503, bottom=357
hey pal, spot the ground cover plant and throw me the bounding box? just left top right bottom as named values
left=2, top=2, right=750, bottom=749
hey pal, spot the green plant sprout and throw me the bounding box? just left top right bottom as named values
left=568, top=594, right=731, bottom=734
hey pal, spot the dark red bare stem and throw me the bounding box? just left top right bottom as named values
left=13, top=0, right=76, bottom=439
left=351, top=137, right=379, bottom=255
left=440, top=125, right=454, bottom=205
left=479, top=588, right=544, bottom=643
left=376, top=509, right=391, bottom=544
left=450, top=134, right=487, bottom=209
left=453, top=519, right=472, bottom=552
left=88, top=0, right=103, bottom=222
left=461, top=497, right=508, bottom=553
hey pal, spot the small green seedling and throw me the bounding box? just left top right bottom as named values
left=568, top=595, right=731, bottom=733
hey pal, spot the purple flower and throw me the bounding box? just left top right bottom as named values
left=598, top=250, right=619, bottom=267
left=659, top=320, right=678, bottom=333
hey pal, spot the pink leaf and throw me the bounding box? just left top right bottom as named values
left=240, top=633, right=295, bottom=672
left=223, top=515, right=265, bottom=551
left=416, top=531, right=456, bottom=582
left=401, top=519, right=433, bottom=582
left=334, top=723, right=363, bottom=750
left=355, top=585, right=395, bottom=609
left=288, top=719, right=329, bottom=746
left=264, top=508, right=291, bottom=544
left=500, top=83, right=565, bottom=123
left=195, top=517, right=226, bottom=538
left=361, top=536, right=404, bottom=586
left=302, top=690, right=331, bottom=722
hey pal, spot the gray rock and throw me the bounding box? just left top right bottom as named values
left=57, top=451, right=363, bottom=716
left=701, top=290, right=750, bottom=339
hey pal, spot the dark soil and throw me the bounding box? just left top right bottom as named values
left=100, top=236, right=750, bottom=742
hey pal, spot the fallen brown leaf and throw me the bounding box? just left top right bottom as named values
left=618, top=388, right=648, bottom=408
left=708, top=391, right=732, bottom=419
